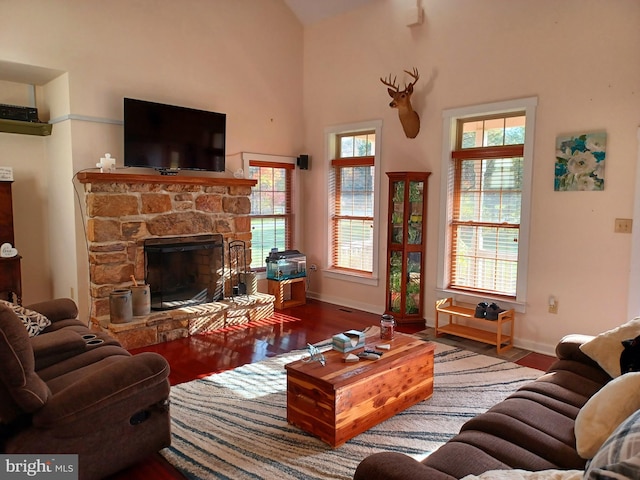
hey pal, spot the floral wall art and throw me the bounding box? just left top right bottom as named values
left=555, top=131, right=606, bottom=191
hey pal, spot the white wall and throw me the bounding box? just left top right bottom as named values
left=0, top=81, right=52, bottom=303
left=2, top=0, right=639, bottom=355
left=0, top=0, right=304, bottom=313
left=301, top=0, right=640, bottom=354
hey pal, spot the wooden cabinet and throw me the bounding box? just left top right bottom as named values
left=384, top=172, right=430, bottom=324
left=268, top=278, right=306, bottom=310
left=0, top=182, right=22, bottom=304
left=0, top=182, right=14, bottom=243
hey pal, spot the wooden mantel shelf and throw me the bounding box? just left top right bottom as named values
left=76, top=171, right=256, bottom=187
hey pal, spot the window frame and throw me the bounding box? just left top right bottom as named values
left=324, top=120, right=383, bottom=286
left=436, top=97, right=537, bottom=312
left=242, top=153, right=299, bottom=276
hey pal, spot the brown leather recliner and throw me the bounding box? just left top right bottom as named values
left=0, top=298, right=171, bottom=480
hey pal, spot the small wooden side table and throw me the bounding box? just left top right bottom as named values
left=268, top=277, right=306, bottom=309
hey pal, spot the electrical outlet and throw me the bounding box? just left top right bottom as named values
left=548, top=295, right=558, bottom=314
left=310, top=264, right=317, bottom=271
left=615, top=218, right=633, bottom=233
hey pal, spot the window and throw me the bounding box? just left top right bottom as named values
left=437, top=98, right=537, bottom=309
left=326, top=121, right=382, bottom=284
left=244, top=154, right=295, bottom=271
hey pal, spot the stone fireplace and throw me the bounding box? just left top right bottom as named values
left=77, top=172, right=274, bottom=348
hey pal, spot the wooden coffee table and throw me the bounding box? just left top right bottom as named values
left=285, top=330, right=435, bottom=447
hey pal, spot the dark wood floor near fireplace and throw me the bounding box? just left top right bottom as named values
left=109, top=298, right=555, bottom=480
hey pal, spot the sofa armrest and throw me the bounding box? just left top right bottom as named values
left=25, top=298, right=79, bottom=323
left=30, top=329, right=88, bottom=371
left=354, top=452, right=456, bottom=480
left=33, top=352, right=170, bottom=429
left=555, top=334, right=599, bottom=366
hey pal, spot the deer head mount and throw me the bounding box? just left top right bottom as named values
left=380, top=68, right=420, bottom=139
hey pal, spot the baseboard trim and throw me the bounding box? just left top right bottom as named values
left=306, top=291, right=557, bottom=357
left=305, top=291, right=382, bottom=317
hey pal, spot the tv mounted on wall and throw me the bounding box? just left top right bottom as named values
left=124, top=98, right=226, bottom=175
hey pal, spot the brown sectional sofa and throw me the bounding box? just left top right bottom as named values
left=0, top=298, right=171, bottom=480
left=354, top=334, right=612, bottom=479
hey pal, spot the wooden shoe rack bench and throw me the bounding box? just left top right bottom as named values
left=434, top=297, right=515, bottom=354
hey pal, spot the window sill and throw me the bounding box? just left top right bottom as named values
left=323, top=269, right=379, bottom=287
left=435, top=288, right=526, bottom=313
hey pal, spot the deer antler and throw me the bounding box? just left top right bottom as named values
left=380, top=67, right=421, bottom=139
left=380, top=74, right=399, bottom=91
left=403, top=68, right=419, bottom=89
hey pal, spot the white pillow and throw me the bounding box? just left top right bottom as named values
left=574, top=372, right=640, bottom=459
left=0, top=300, right=51, bottom=337
left=580, top=317, right=640, bottom=378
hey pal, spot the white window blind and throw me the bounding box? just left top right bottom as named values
left=449, top=114, right=525, bottom=297
left=329, top=131, right=375, bottom=274
left=248, top=160, right=293, bottom=270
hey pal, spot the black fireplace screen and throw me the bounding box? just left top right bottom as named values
left=144, top=234, right=224, bottom=310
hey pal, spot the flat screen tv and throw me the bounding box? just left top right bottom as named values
left=124, top=98, right=226, bottom=174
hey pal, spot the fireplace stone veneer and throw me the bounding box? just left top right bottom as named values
left=77, top=172, right=274, bottom=349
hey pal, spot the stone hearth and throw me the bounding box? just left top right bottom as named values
left=102, top=293, right=275, bottom=349
left=77, top=172, right=274, bottom=349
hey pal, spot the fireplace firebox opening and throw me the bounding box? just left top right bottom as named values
left=144, top=234, right=224, bottom=311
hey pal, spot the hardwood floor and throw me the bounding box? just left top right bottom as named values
left=108, top=298, right=555, bottom=480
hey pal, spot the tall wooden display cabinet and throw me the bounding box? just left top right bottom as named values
left=0, top=181, right=22, bottom=304
left=385, top=172, right=430, bottom=324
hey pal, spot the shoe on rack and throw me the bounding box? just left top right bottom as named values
left=474, top=302, right=488, bottom=318
left=485, top=302, right=505, bottom=320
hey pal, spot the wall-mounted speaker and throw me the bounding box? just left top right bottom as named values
left=297, top=154, right=310, bottom=170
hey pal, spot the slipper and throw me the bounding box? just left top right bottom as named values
left=474, top=302, right=488, bottom=318
left=485, top=302, right=505, bottom=320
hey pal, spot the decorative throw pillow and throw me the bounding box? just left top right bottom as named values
left=580, top=317, right=640, bottom=378
left=0, top=300, right=51, bottom=337
left=575, top=372, right=640, bottom=459
left=584, top=408, right=640, bottom=479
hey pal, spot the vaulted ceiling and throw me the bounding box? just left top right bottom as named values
left=284, top=0, right=381, bottom=25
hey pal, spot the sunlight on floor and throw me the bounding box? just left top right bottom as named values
left=198, top=311, right=302, bottom=335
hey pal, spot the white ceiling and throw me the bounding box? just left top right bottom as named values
left=284, top=0, right=381, bottom=25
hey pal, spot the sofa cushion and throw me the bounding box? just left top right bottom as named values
left=555, top=334, right=599, bottom=367
left=580, top=317, right=640, bottom=378
left=460, top=409, right=585, bottom=469
left=25, top=298, right=78, bottom=323
left=0, top=304, right=51, bottom=413
left=584, top=408, right=640, bottom=479
left=575, top=371, right=640, bottom=459
left=0, top=300, right=51, bottom=337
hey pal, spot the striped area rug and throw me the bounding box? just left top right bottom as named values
left=161, top=342, right=542, bottom=480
